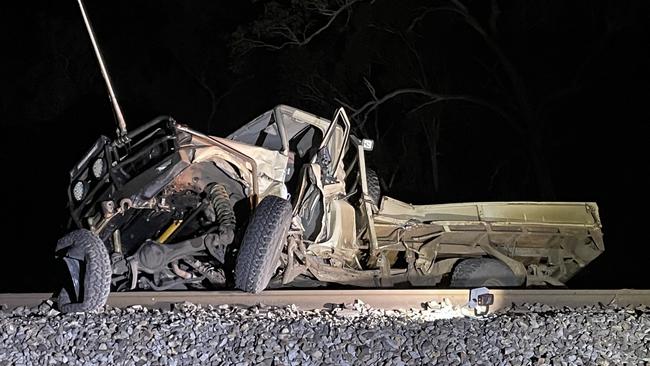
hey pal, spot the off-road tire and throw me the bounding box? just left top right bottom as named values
left=235, top=195, right=293, bottom=293
left=450, top=258, right=522, bottom=287
left=366, top=168, right=381, bottom=207
left=57, top=229, right=112, bottom=313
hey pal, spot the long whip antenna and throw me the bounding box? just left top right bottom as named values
left=76, top=0, right=128, bottom=136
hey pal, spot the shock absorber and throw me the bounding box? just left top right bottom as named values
left=208, top=183, right=236, bottom=245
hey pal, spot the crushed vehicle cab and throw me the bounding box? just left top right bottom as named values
left=56, top=105, right=604, bottom=312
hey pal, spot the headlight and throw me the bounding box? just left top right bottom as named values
left=91, top=157, right=106, bottom=179
left=72, top=181, right=86, bottom=201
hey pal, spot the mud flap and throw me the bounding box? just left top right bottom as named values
left=56, top=232, right=90, bottom=301
left=62, top=258, right=82, bottom=301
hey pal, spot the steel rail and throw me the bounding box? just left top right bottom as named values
left=1, top=289, right=650, bottom=313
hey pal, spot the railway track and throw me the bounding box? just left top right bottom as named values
left=1, top=289, right=650, bottom=313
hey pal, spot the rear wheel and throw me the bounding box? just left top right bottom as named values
left=56, top=229, right=112, bottom=313
left=450, top=258, right=522, bottom=287
left=235, top=195, right=293, bottom=293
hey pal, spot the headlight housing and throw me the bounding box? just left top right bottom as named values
left=72, top=180, right=86, bottom=201
left=91, top=157, right=106, bottom=179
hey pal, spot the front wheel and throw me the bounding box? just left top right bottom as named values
left=55, top=229, right=112, bottom=313
left=235, top=195, right=293, bottom=293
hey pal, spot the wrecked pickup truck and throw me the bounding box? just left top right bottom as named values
left=56, top=105, right=604, bottom=312
left=55, top=0, right=604, bottom=312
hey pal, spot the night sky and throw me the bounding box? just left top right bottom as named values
left=1, top=0, right=648, bottom=292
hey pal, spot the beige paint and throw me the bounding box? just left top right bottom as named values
left=182, top=130, right=290, bottom=200
left=176, top=105, right=605, bottom=288
left=376, top=197, right=600, bottom=227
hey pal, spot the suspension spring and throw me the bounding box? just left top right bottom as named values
left=208, top=183, right=236, bottom=243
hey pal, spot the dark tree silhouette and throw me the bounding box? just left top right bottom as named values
left=229, top=0, right=635, bottom=201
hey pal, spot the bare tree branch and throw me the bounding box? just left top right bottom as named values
left=237, top=0, right=363, bottom=54
left=421, top=116, right=441, bottom=194
left=369, top=23, right=429, bottom=89
left=407, top=7, right=437, bottom=33
left=349, top=87, right=517, bottom=133
left=489, top=0, right=501, bottom=37
left=407, top=94, right=521, bottom=135
left=207, top=75, right=254, bottom=133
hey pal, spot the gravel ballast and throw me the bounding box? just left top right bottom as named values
left=0, top=300, right=648, bottom=365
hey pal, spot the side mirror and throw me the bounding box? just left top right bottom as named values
left=362, top=139, right=374, bottom=152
